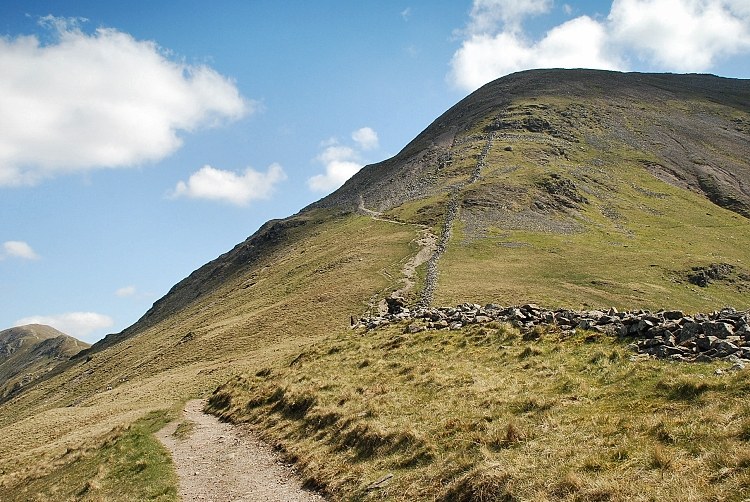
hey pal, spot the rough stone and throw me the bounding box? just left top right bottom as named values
left=702, top=321, right=734, bottom=339
left=354, top=301, right=748, bottom=363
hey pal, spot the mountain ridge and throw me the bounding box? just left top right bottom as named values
left=312, top=69, right=750, bottom=216
left=84, top=69, right=750, bottom=358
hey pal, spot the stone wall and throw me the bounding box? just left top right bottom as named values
left=354, top=301, right=750, bottom=364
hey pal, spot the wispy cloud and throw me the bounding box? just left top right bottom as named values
left=351, top=127, right=379, bottom=151
left=14, top=311, right=114, bottom=342
left=449, top=0, right=750, bottom=91
left=2, top=240, right=40, bottom=260
left=0, top=16, right=251, bottom=186
left=171, top=163, right=287, bottom=206
left=307, top=127, right=380, bottom=193
left=115, top=285, right=137, bottom=297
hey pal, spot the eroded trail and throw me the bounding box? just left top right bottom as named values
left=157, top=399, right=324, bottom=502
left=358, top=195, right=438, bottom=313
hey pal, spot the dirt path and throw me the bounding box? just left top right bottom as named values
left=392, top=228, right=437, bottom=299
left=358, top=194, right=438, bottom=314
left=157, top=400, right=325, bottom=502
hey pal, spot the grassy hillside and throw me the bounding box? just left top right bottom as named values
left=0, top=210, right=418, bottom=498
left=383, top=94, right=750, bottom=311
left=208, top=321, right=750, bottom=501
left=1, top=70, right=749, bottom=500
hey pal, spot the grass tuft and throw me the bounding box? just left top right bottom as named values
left=657, top=376, right=711, bottom=401
left=438, top=465, right=515, bottom=502
left=739, top=419, right=750, bottom=441
left=171, top=420, right=195, bottom=440
left=650, top=444, right=675, bottom=470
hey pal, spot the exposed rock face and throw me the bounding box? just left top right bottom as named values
left=686, top=263, right=750, bottom=289
left=355, top=303, right=750, bottom=363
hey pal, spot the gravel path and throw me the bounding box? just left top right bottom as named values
left=157, top=399, right=325, bottom=502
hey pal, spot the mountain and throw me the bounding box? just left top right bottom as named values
left=0, top=324, right=89, bottom=401
left=1, top=69, right=749, bottom=500
left=87, top=69, right=750, bottom=352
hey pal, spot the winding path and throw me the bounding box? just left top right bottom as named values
left=157, top=400, right=324, bottom=502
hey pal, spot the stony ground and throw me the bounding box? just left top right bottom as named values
left=157, top=400, right=324, bottom=502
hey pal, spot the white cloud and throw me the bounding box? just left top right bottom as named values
left=171, top=163, right=287, bottom=206
left=449, top=0, right=750, bottom=91
left=2, top=240, right=40, bottom=260
left=609, top=0, right=750, bottom=71
left=450, top=16, right=620, bottom=90
left=352, top=127, right=379, bottom=150
left=0, top=16, right=250, bottom=186
left=466, top=0, right=552, bottom=34
left=307, top=126, right=381, bottom=193
left=401, top=7, right=412, bottom=21
left=115, top=285, right=137, bottom=297
left=307, top=144, right=362, bottom=192
left=14, top=311, right=114, bottom=341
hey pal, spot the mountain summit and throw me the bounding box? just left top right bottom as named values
left=315, top=69, right=750, bottom=217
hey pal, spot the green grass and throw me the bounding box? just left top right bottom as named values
left=207, top=322, right=750, bottom=501
left=1, top=410, right=177, bottom=501
left=0, top=211, right=420, bottom=496
left=3, top=85, right=750, bottom=500
left=433, top=105, right=750, bottom=311
left=171, top=420, right=196, bottom=440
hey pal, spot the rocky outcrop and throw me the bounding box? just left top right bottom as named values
left=354, top=302, right=750, bottom=364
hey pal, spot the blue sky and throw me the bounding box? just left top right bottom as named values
left=1, top=0, right=749, bottom=343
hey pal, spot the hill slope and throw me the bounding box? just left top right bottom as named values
left=0, top=325, right=89, bottom=402
left=1, top=69, right=749, bottom=500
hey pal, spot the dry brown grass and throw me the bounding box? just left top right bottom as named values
left=3, top=90, right=750, bottom=500
left=0, top=211, right=418, bottom=498
left=208, top=322, right=750, bottom=500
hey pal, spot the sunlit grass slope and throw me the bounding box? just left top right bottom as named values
left=3, top=70, right=750, bottom=500
left=209, top=321, right=750, bottom=501
left=385, top=95, right=750, bottom=311
left=0, top=210, right=418, bottom=498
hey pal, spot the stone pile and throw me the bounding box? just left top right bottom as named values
left=353, top=301, right=750, bottom=363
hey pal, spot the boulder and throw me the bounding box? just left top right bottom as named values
left=385, top=296, right=407, bottom=315
left=712, top=340, right=739, bottom=357
left=695, top=335, right=717, bottom=351
left=702, top=321, right=734, bottom=339
left=679, top=322, right=703, bottom=342
left=663, top=310, right=685, bottom=320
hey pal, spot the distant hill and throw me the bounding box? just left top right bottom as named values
left=0, top=324, right=90, bottom=401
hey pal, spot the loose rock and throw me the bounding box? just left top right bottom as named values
left=352, top=302, right=750, bottom=364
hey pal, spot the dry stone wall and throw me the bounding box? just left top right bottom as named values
left=354, top=301, right=750, bottom=364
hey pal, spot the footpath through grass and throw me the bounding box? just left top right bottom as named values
left=209, top=321, right=750, bottom=501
